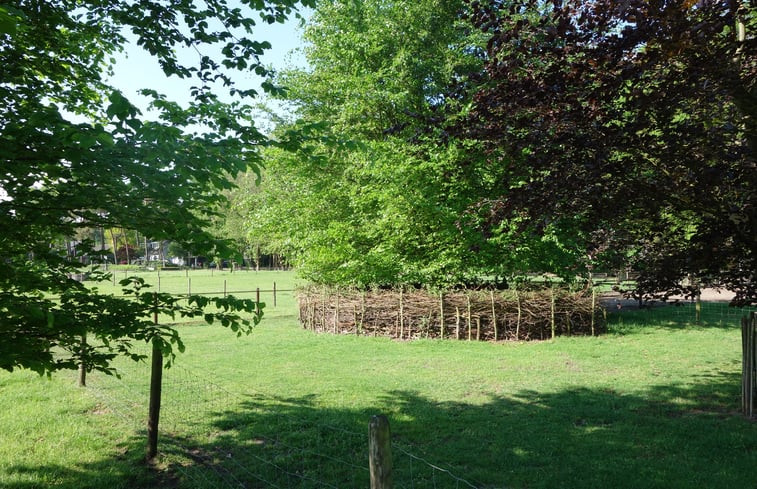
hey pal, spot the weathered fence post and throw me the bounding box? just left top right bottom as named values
left=147, top=293, right=163, bottom=460
left=439, top=292, right=445, bottom=339
left=334, top=287, right=340, bottom=333
left=695, top=293, right=702, bottom=324
left=466, top=293, right=472, bottom=341
left=360, top=291, right=366, bottom=334
left=369, top=415, right=393, bottom=489
left=591, top=287, right=596, bottom=336
left=78, top=332, right=87, bottom=387
left=490, top=290, right=498, bottom=341
left=743, top=312, right=756, bottom=419
left=399, top=288, right=404, bottom=340
left=515, top=289, right=522, bottom=340
left=550, top=288, right=556, bottom=339
left=455, top=306, right=461, bottom=340
left=273, top=281, right=277, bottom=308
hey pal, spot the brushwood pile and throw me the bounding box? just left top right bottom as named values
left=298, top=287, right=605, bottom=341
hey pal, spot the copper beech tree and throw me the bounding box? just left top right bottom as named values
left=456, top=0, right=756, bottom=305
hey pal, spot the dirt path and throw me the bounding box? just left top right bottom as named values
left=600, top=288, right=736, bottom=309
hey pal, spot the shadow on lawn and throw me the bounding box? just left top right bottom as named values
left=1, top=438, right=174, bottom=489
left=4, top=371, right=755, bottom=489
left=149, top=369, right=755, bottom=489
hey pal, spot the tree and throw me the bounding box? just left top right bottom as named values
left=0, top=0, right=314, bottom=375
left=243, top=0, right=561, bottom=287
left=455, top=0, right=756, bottom=305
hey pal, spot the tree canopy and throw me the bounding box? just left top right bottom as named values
left=243, top=0, right=755, bottom=305
left=0, top=0, right=314, bottom=374
left=242, top=0, right=569, bottom=287
left=457, top=0, right=756, bottom=305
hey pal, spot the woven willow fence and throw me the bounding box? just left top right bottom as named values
left=298, top=287, right=604, bottom=341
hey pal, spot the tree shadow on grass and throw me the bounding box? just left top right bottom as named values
left=4, top=371, right=755, bottom=489
left=143, top=369, right=757, bottom=489
left=0, top=435, right=173, bottom=489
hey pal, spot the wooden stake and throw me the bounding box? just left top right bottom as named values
left=455, top=306, right=460, bottom=340
left=399, top=288, right=404, bottom=340
left=515, top=290, right=522, bottom=340
left=147, top=293, right=162, bottom=460
left=591, top=287, right=596, bottom=336
left=490, top=290, right=498, bottom=341
left=439, top=293, right=445, bottom=339
left=78, top=332, right=87, bottom=387
left=550, top=288, right=556, bottom=339
left=466, top=293, right=472, bottom=341
left=744, top=313, right=756, bottom=419
left=360, top=291, right=366, bottom=334
left=321, top=288, right=326, bottom=331
left=147, top=336, right=163, bottom=460
left=695, top=293, right=702, bottom=324
left=369, top=415, right=393, bottom=489
left=334, top=288, right=340, bottom=333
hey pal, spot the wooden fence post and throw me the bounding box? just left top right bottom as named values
left=147, top=293, right=163, bottom=460
left=369, top=415, right=393, bottom=489
left=550, top=288, right=556, bottom=339
left=439, top=292, right=445, bottom=339
left=490, top=290, right=498, bottom=341
left=515, top=289, right=522, bottom=340
left=360, top=291, right=366, bottom=335
left=399, top=289, right=404, bottom=340
left=743, top=312, right=756, bottom=419
left=591, top=287, right=596, bottom=336
left=466, top=293, right=472, bottom=341
left=695, top=293, right=702, bottom=324
left=78, top=332, right=87, bottom=387
left=334, top=287, right=340, bottom=333
left=273, top=281, right=277, bottom=308
left=455, top=306, right=460, bottom=340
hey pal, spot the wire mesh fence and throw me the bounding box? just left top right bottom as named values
left=86, top=351, right=482, bottom=489
left=611, top=300, right=756, bottom=326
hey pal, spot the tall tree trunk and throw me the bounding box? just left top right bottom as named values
left=108, top=229, right=118, bottom=264
left=123, top=228, right=130, bottom=265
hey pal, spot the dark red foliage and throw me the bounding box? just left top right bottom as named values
left=456, top=0, right=756, bottom=305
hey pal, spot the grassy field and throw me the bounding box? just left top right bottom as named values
left=2, top=271, right=756, bottom=488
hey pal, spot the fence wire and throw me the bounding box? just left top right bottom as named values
left=612, top=300, right=756, bottom=326
left=87, top=356, right=480, bottom=488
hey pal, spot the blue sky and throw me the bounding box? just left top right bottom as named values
left=105, top=9, right=311, bottom=119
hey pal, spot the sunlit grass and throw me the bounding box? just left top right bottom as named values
left=2, top=275, right=756, bottom=488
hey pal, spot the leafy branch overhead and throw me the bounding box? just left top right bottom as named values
left=0, top=0, right=313, bottom=374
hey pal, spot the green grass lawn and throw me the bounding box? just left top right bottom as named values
left=2, top=272, right=756, bottom=488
